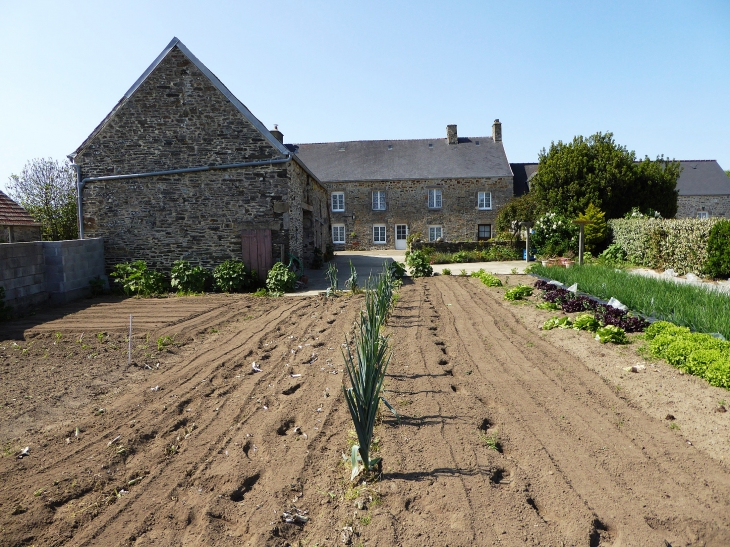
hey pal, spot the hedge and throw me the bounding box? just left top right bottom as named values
left=608, top=218, right=722, bottom=275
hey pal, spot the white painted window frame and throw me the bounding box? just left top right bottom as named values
left=332, top=224, right=346, bottom=244
left=428, top=188, right=442, bottom=209
left=332, top=192, right=345, bottom=212
left=373, top=224, right=387, bottom=244
left=478, top=191, right=492, bottom=210
left=372, top=190, right=386, bottom=211
left=428, top=225, right=443, bottom=242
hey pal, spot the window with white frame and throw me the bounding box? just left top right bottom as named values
left=332, top=224, right=346, bottom=244
left=428, top=188, right=442, bottom=209
left=697, top=211, right=709, bottom=219
left=373, top=224, right=387, bottom=244
left=372, top=191, right=386, bottom=210
left=331, top=192, right=345, bottom=212
left=478, top=191, right=492, bottom=210
left=428, top=225, right=442, bottom=241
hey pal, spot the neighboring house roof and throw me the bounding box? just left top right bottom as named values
left=290, top=137, right=512, bottom=182
left=510, top=162, right=539, bottom=196
left=72, top=38, right=291, bottom=163
left=676, top=160, right=730, bottom=196
left=0, top=190, right=41, bottom=226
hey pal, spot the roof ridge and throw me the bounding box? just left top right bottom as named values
left=295, top=136, right=495, bottom=146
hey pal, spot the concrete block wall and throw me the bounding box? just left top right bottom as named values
left=0, top=238, right=106, bottom=315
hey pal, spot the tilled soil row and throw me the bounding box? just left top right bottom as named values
left=2, top=278, right=730, bottom=546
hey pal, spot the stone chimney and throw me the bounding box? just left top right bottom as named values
left=446, top=124, right=458, bottom=145
left=492, top=119, right=502, bottom=142
left=270, top=124, right=284, bottom=143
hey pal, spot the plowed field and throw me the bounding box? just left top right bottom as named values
left=2, top=276, right=730, bottom=547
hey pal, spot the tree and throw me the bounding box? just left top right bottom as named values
left=7, top=158, right=78, bottom=241
left=529, top=132, right=680, bottom=219
left=575, top=203, right=608, bottom=254
left=495, top=192, right=544, bottom=235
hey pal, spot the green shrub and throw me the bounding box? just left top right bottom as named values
left=111, top=261, right=169, bottom=296
left=388, top=261, right=407, bottom=279
left=406, top=250, right=433, bottom=278
left=88, top=276, right=105, bottom=296
left=266, top=262, right=297, bottom=294
left=213, top=259, right=254, bottom=293
left=531, top=212, right=579, bottom=257
left=576, top=203, right=608, bottom=254
left=599, top=243, right=627, bottom=264
left=609, top=217, right=721, bottom=274
left=705, top=220, right=730, bottom=279
left=170, top=260, right=213, bottom=293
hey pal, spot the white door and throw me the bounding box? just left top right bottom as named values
left=395, top=224, right=408, bottom=250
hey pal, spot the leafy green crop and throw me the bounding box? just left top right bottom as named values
left=536, top=301, right=561, bottom=311
left=595, top=325, right=628, bottom=344
left=504, top=285, right=533, bottom=301
left=213, top=259, right=254, bottom=293
left=470, top=269, right=502, bottom=287
left=573, top=313, right=599, bottom=332
left=542, top=316, right=573, bottom=330
left=266, top=262, right=297, bottom=295
left=170, top=260, right=212, bottom=293
left=110, top=261, right=169, bottom=296
left=406, top=250, right=433, bottom=278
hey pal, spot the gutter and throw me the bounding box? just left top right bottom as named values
left=67, top=155, right=291, bottom=239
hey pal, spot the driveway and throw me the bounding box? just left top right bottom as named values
left=297, top=251, right=531, bottom=295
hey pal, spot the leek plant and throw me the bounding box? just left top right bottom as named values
left=325, top=262, right=339, bottom=297
left=342, top=262, right=397, bottom=479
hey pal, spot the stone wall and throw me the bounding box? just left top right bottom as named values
left=326, top=177, right=513, bottom=250
left=73, top=43, right=325, bottom=271
left=75, top=46, right=282, bottom=178
left=1, top=225, right=41, bottom=243
left=0, top=238, right=106, bottom=314
left=677, top=195, right=730, bottom=219
left=289, top=161, right=330, bottom=266
left=411, top=240, right=521, bottom=253
left=81, top=166, right=293, bottom=272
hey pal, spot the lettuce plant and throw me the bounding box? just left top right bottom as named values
left=595, top=325, right=628, bottom=344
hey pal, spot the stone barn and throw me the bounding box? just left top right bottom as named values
left=0, top=190, right=41, bottom=243
left=70, top=37, right=329, bottom=275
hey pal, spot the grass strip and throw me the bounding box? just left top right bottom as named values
left=531, top=264, right=730, bottom=339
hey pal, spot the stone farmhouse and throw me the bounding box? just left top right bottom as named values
left=70, top=38, right=329, bottom=274
left=294, top=123, right=514, bottom=250
left=0, top=190, right=41, bottom=243
left=674, top=160, right=730, bottom=219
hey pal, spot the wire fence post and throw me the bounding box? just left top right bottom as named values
left=128, top=314, right=133, bottom=365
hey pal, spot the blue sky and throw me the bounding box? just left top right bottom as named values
left=1, top=0, right=728, bottom=192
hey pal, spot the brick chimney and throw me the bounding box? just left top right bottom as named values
left=270, top=124, right=284, bottom=143
left=492, top=119, right=502, bottom=142
left=446, top=124, right=458, bottom=145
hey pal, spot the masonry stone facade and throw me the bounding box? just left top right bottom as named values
left=72, top=38, right=328, bottom=272
left=677, top=195, right=730, bottom=219
left=326, top=176, right=512, bottom=250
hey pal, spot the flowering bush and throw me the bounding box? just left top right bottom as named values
left=608, top=218, right=721, bottom=275
left=531, top=212, right=578, bottom=257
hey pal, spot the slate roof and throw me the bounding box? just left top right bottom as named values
left=0, top=190, right=40, bottom=226
left=676, top=160, right=730, bottom=196
left=510, top=163, right=539, bottom=196
left=290, top=137, right=512, bottom=182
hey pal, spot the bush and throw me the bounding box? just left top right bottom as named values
left=599, top=243, right=627, bottom=264
left=609, top=217, right=721, bottom=274
left=406, top=250, right=433, bottom=278
left=531, top=212, right=579, bottom=257
left=214, top=259, right=255, bottom=293
left=266, top=262, right=297, bottom=294
left=576, top=203, right=607, bottom=254
left=170, top=260, right=213, bottom=293
left=388, top=261, right=407, bottom=279
left=705, top=220, right=730, bottom=279
left=111, top=261, right=169, bottom=296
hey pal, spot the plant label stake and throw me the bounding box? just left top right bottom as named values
left=128, top=315, right=133, bottom=365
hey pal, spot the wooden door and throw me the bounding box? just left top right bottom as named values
left=241, top=229, right=273, bottom=280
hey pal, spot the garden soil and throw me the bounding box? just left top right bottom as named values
left=2, top=278, right=730, bottom=546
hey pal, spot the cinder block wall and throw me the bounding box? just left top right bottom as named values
left=0, top=238, right=106, bottom=314
left=0, top=242, right=47, bottom=312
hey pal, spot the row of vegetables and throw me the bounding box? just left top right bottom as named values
left=527, top=278, right=730, bottom=389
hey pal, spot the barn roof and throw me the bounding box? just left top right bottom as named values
left=0, top=190, right=41, bottom=226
